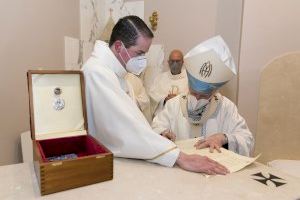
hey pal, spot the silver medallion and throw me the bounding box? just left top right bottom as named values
left=53, top=87, right=65, bottom=111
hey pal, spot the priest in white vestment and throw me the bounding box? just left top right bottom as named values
left=82, top=16, right=228, bottom=175
left=152, top=36, right=254, bottom=157
left=149, top=50, right=188, bottom=116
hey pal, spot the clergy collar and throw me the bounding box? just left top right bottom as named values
left=92, top=40, right=127, bottom=79
left=168, top=68, right=186, bottom=80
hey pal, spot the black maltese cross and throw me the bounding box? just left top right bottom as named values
left=251, top=172, right=287, bottom=187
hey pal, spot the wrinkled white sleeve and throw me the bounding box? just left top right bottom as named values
left=206, top=97, right=254, bottom=157
left=148, top=76, right=167, bottom=106
left=125, top=74, right=150, bottom=112
left=83, top=67, right=179, bottom=167
left=134, top=85, right=150, bottom=112
left=151, top=99, right=177, bottom=135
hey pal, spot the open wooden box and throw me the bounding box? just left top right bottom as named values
left=27, top=70, right=113, bottom=195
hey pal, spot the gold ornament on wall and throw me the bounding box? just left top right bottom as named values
left=149, top=11, right=158, bottom=31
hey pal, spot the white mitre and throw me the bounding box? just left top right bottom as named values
left=184, top=35, right=236, bottom=93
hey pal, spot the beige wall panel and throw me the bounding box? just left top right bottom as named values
left=238, top=0, right=300, bottom=136
left=144, top=0, right=218, bottom=61
left=215, top=0, right=243, bottom=103
left=0, top=0, right=79, bottom=165
left=256, top=53, right=300, bottom=163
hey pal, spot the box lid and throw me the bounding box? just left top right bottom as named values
left=27, top=70, right=88, bottom=140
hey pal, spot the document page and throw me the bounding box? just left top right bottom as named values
left=175, top=137, right=260, bottom=173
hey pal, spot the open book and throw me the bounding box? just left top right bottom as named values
left=175, top=137, right=260, bottom=173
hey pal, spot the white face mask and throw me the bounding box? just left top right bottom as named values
left=126, top=55, right=147, bottom=75
left=187, top=94, right=210, bottom=111
left=119, top=42, right=147, bottom=75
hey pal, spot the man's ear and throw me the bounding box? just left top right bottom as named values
left=114, top=40, right=123, bottom=53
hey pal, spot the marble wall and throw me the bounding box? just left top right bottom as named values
left=65, top=0, right=144, bottom=69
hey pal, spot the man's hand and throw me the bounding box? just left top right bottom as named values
left=160, top=129, right=176, bottom=142
left=194, top=133, right=227, bottom=153
left=176, top=152, right=229, bottom=175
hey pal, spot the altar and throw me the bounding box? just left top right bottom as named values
left=1, top=158, right=300, bottom=200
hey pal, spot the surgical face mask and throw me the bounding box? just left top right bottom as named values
left=126, top=56, right=147, bottom=75
left=119, top=43, right=147, bottom=75
left=187, top=94, right=210, bottom=111
left=169, top=61, right=183, bottom=75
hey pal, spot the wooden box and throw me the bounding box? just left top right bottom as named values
left=27, top=70, right=113, bottom=195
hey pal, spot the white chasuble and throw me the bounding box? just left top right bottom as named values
left=149, top=69, right=188, bottom=115
left=151, top=93, right=254, bottom=156
left=82, top=41, right=179, bottom=167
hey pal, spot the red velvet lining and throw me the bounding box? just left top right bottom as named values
left=36, top=135, right=108, bottom=162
